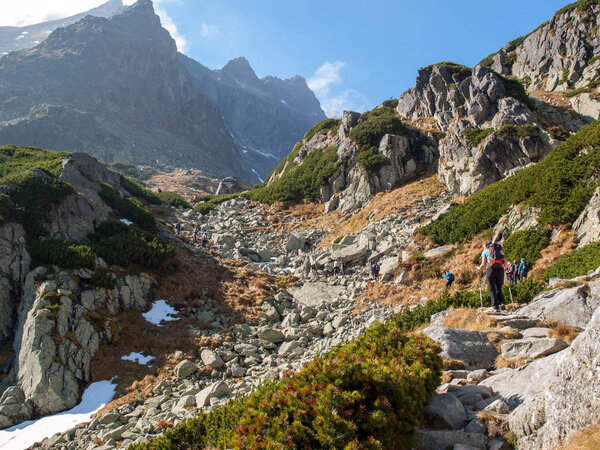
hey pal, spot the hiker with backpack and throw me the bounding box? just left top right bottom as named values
left=478, top=241, right=508, bottom=311
left=333, top=260, right=341, bottom=277
left=442, top=271, right=455, bottom=290
left=370, top=261, right=380, bottom=281
left=518, top=259, right=528, bottom=282
left=175, top=220, right=181, bottom=236
left=193, top=225, right=200, bottom=243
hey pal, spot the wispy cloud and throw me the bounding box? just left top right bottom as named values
left=308, top=61, right=368, bottom=118
left=155, top=0, right=189, bottom=53
left=200, top=23, right=219, bottom=38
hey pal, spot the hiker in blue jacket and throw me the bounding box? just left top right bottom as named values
left=442, top=271, right=455, bottom=290
left=518, top=259, right=528, bottom=282
left=478, top=241, right=508, bottom=311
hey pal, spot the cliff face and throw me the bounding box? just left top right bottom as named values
left=0, top=0, right=250, bottom=180
left=180, top=55, right=326, bottom=178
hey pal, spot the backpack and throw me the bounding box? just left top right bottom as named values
left=447, top=273, right=455, bottom=282
left=487, top=244, right=505, bottom=269
left=520, top=261, right=528, bottom=274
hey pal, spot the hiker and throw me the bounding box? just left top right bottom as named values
left=333, top=260, right=341, bottom=277
left=175, top=220, right=181, bottom=236
left=341, top=260, right=347, bottom=276
left=506, top=261, right=514, bottom=284
left=193, top=225, right=200, bottom=243
left=510, top=260, right=519, bottom=283
left=478, top=241, right=508, bottom=311
left=157, top=187, right=162, bottom=193
left=518, top=259, right=528, bottom=282
left=370, top=261, right=380, bottom=281
left=192, top=195, right=198, bottom=204
left=201, top=228, right=209, bottom=248
left=442, top=271, right=455, bottom=290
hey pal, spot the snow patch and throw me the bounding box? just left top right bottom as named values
left=280, top=99, right=287, bottom=104
left=0, top=381, right=116, bottom=450
left=251, top=169, right=264, bottom=183
left=122, top=352, right=154, bottom=365
left=120, top=218, right=133, bottom=226
left=142, top=300, right=178, bottom=326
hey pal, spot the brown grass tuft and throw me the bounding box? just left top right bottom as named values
left=564, top=423, right=600, bottom=449
left=443, top=309, right=497, bottom=331
left=476, top=410, right=508, bottom=438
left=443, top=358, right=466, bottom=370
left=495, top=355, right=527, bottom=370
left=154, top=420, right=174, bottom=430
left=548, top=321, right=579, bottom=345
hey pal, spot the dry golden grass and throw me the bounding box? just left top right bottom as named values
left=476, top=410, right=508, bottom=438
left=443, top=358, right=466, bottom=370
left=442, top=309, right=497, bottom=331
left=548, top=321, right=580, bottom=344
left=564, top=424, right=600, bottom=449
left=530, top=228, right=577, bottom=279
left=495, top=355, right=527, bottom=370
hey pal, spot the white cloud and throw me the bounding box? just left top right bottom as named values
left=0, top=1, right=136, bottom=27
left=154, top=0, right=189, bottom=53
left=308, top=61, right=368, bottom=118
left=308, top=61, right=345, bottom=97
left=200, top=23, right=219, bottom=38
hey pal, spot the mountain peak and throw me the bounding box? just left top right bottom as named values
left=220, top=57, right=260, bottom=85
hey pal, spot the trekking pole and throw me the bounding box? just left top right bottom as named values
left=507, top=277, right=514, bottom=304
left=478, top=269, right=483, bottom=308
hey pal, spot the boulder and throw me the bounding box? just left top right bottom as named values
left=195, top=382, right=230, bottom=408
left=200, top=350, right=224, bottom=370
left=413, top=430, right=485, bottom=450
left=500, top=338, right=568, bottom=361
left=258, top=328, right=285, bottom=344
left=174, top=360, right=199, bottom=378
left=573, top=186, right=600, bottom=248
left=519, top=283, right=600, bottom=329
left=421, top=327, right=498, bottom=370
left=288, top=282, right=345, bottom=308
left=261, top=301, right=281, bottom=322
left=424, top=394, right=467, bottom=429
left=423, top=245, right=453, bottom=259
left=285, top=234, right=306, bottom=251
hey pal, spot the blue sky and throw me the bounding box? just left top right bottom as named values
left=5, top=0, right=573, bottom=117
left=161, top=0, right=570, bottom=117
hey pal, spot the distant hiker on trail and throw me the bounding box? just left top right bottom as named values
left=478, top=241, right=508, bottom=311
left=201, top=234, right=208, bottom=249
left=175, top=221, right=181, bottom=236
left=511, top=260, right=519, bottom=283
left=371, top=261, right=380, bottom=281
left=193, top=225, right=200, bottom=243
left=333, top=260, right=341, bottom=277
left=338, top=259, right=346, bottom=276
left=157, top=187, right=162, bottom=193
left=442, top=271, right=455, bottom=290
left=506, top=262, right=514, bottom=284
left=518, top=259, right=528, bottom=282
left=192, top=195, right=198, bottom=204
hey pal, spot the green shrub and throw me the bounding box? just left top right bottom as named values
left=555, top=0, right=600, bottom=18
left=30, top=239, right=96, bottom=270
left=382, top=98, right=399, bottom=108
left=90, top=268, right=117, bottom=289
left=349, top=106, right=406, bottom=151
left=303, top=118, right=342, bottom=142
left=157, top=191, right=189, bottom=208
left=434, top=62, right=472, bottom=82
left=118, top=176, right=161, bottom=205
left=0, top=145, right=69, bottom=182
left=356, top=146, right=391, bottom=175
left=88, top=220, right=175, bottom=269
left=463, top=128, right=493, bottom=146
left=99, top=187, right=156, bottom=231
left=421, top=120, right=600, bottom=245
left=503, top=227, right=551, bottom=265
left=108, top=162, right=140, bottom=180
left=560, top=68, right=571, bottom=85
left=247, top=147, right=339, bottom=204
left=498, top=75, right=535, bottom=110
left=132, top=321, right=442, bottom=449
left=195, top=202, right=216, bottom=215
left=496, top=124, right=540, bottom=141
left=506, top=277, right=545, bottom=304
left=543, top=242, right=600, bottom=280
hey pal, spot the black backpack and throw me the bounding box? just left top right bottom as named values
left=448, top=273, right=455, bottom=282
left=488, top=244, right=505, bottom=269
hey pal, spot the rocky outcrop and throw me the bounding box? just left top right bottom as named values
left=492, top=205, right=540, bottom=243
left=573, top=186, right=600, bottom=248
left=398, top=64, right=555, bottom=195
left=489, top=5, right=600, bottom=93
left=1, top=267, right=155, bottom=424
left=0, top=223, right=30, bottom=345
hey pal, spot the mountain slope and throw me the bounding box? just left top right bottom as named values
left=180, top=55, right=326, bottom=178
left=0, top=0, right=249, bottom=180
left=0, top=0, right=126, bottom=56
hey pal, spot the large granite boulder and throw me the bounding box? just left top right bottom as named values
left=421, top=326, right=498, bottom=370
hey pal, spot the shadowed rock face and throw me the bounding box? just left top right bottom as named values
left=0, top=0, right=250, bottom=180
left=180, top=55, right=326, bottom=177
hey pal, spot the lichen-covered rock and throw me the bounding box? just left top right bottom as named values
left=573, top=186, right=600, bottom=248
